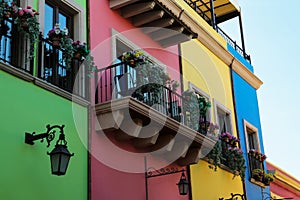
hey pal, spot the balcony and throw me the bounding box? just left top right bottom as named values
left=94, top=62, right=216, bottom=166
left=0, top=18, right=89, bottom=100
left=184, top=0, right=251, bottom=63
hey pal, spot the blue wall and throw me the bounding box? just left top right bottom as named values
left=227, top=44, right=254, bottom=73
left=232, top=71, right=270, bottom=200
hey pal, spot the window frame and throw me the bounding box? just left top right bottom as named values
left=243, top=119, right=264, bottom=174
left=189, top=82, right=212, bottom=121
left=38, top=0, right=85, bottom=42
left=213, top=99, right=233, bottom=134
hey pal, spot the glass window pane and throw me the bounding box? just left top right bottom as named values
left=44, top=4, right=54, bottom=38
left=59, top=13, right=67, bottom=29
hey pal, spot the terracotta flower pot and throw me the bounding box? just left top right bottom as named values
left=20, top=17, right=29, bottom=32
left=74, top=52, right=82, bottom=60
left=51, top=37, right=60, bottom=47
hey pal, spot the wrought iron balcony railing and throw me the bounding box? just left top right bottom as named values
left=0, top=18, right=33, bottom=73
left=184, top=0, right=251, bottom=63
left=0, top=18, right=89, bottom=100
left=37, top=35, right=89, bottom=99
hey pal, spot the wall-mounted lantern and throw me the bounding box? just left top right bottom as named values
left=144, top=157, right=189, bottom=200
left=177, top=172, right=189, bottom=195
left=25, top=124, right=74, bottom=176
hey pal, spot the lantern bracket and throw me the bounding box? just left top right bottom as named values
left=25, top=124, right=66, bottom=147
left=219, top=193, right=246, bottom=200
left=144, top=157, right=189, bottom=200
left=145, top=166, right=185, bottom=179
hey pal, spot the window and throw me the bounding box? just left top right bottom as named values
left=244, top=120, right=264, bottom=178
left=37, top=0, right=87, bottom=98
left=214, top=101, right=232, bottom=134
left=44, top=1, right=74, bottom=38
left=189, top=82, right=211, bottom=120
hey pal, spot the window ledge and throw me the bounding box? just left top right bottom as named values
left=250, top=178, right=267, bottom=188
left=0, top=62, right=34, bottom=82
left=204, top=158, right=240, bottom=176
left=0, top=63, right=90, bottom=107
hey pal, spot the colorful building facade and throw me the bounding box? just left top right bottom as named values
left=1, top=0, right=295, bottom=200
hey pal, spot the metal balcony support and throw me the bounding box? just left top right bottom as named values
left=209, top=0, right=216, bottom=30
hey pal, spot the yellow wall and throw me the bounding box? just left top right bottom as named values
left=181, top=39, right=243, bottom=199
left=191, top=161, right=244, bottom=200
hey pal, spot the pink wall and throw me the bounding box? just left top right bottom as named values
left=267, top=163, right=300, bottom=199
left=90, top=0, right=186, bottom=199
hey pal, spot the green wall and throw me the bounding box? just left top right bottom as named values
left=0, top=70, right=88, bottom=200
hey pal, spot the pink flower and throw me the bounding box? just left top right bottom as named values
left=26, top=6, right=32, bottom=9
left=18, top=9, right=24, bottom=16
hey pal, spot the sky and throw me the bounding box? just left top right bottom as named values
left=221, top=1, right=300, bottom=179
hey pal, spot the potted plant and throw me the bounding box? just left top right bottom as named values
left=122, top=50, right=147, bottom=67
left=14, top=5, right=40, bottom=59
left=47, top=24, right=74, bottom=69
left=47, top=23, right=68, bottom=47
left=72, top=40, right=97, bottom=76
left=72, top=40, right=89, bottom=60
left=252, top=168, right=264, bottom=182
left=263, top=172, right=274, bottom=186
left=222, top=146, right=246, bottom=179
left=249, top=149, right=267, bottom=162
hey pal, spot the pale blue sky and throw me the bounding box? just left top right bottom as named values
left=221, top=1, right=300, bottom=179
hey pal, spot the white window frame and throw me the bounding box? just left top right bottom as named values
left=243, top=119, right=261, bottom=153
left=213, top=99, right=233, bottom=134
left=111, top=29, right=166, bottom=68
left=188, top=82, right=212, bottom=121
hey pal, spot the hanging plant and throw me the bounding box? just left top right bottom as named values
left=14, top=5, right=40, bottom=59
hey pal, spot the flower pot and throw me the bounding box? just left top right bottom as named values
left=73, top=52, right=82, bottom=60
left=51, top=37, right=60, bottom=47
left=20, top=17, right=29, bottom=32
left=128, top=59, right=136, bottom=68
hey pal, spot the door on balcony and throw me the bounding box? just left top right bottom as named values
left=42, top=1, right=75, bottom=91
left=114, top=39, right=137, bottom=99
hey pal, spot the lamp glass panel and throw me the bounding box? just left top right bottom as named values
left=50, top=153, right=60, bottom=173
left=59, top=154, right=70, bottom=174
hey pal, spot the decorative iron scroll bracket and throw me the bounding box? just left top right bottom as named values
left=144, top=156, right=185, bottom=179
left=146, top=166, right=185, bottom=178
left=25, top=124, right=65, bottom=147
left=219, top=193, right=246, bottom=200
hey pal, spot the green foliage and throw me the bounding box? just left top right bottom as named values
left=207, top=140, right=222, bottom=171
left=133, top=59, right=170, bottom=104
left=182, top=90, right=211, bottom=131
left=60, top=37, right=74, bottom=70
left=206, top=132, right=246, bottom=180
left=13, top=5, right=40, bottom=59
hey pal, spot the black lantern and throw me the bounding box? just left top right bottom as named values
left=25, top=124, right=74, bottom=176
left=47, top=133, right=74, bottom=176
left=177, top=172, right=189, bottom=195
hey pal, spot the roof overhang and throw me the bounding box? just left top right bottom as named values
left=109, top=0, right=198, bottom=47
